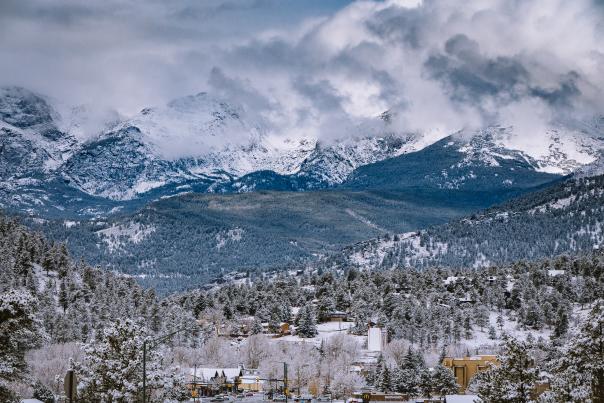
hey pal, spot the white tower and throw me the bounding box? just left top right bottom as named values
left=367, top=326, right=383, bottom=352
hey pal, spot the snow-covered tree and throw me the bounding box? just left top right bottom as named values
left=392, top=348, right=425, bottom=396
left=542, top=303, right=604, bottom=402
left=376, top=363, right=392, bottom=392
left=430, top=365, right=459, bottom=397
left=473, top=337, right=539, bottom=402
left=32, top=379, right=55, bottom=403
left=489, top=325, right=498, bottom=340
left=297, top=305, right=318, bottom=338
left=74, top=318, right=186, bottom=402
left=0, top=289, right=42, bottom=401
left=551, top=306, right=569, bottom=340
left=250, top=318, right=263, bottom=335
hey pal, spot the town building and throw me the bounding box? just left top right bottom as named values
left=442, top=355, right=498, bottom=392
left=444, top=395, right=482, bottom=403
left=325, top=310, right=349, bottom=322
left=367, top=325, right=385, bottom=352
left=187, top=365, right=244, bottom=397
left=238, top=368, right=265, bottom=392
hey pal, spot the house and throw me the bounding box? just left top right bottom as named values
left=442, top=355, right=498, bottom=392
left=444, top=276, right=465, bottom=285
left=261, top=321, right=291, bottom=336
left=351, top=391, right=411, bottom=401
left=456, top=295, right=476, bottom=305
left=326, top=310, right=348, bottom=322
left=444, top=395, right=481, bottom=403
left=188, top=365, right=244, bottom=397
left=279, top=322, right=291, bottom=335
left=238, top=368, right=265, bottom=392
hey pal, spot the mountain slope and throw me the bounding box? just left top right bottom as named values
left=342, top=128, right=572, bottom=192
left=328, top=174, right=604, bottom=270
left=2, top=87, right=602, bottom=220
left=0, top=87, right=425, bottom=216
left=35, top=187, right=504, bottom=291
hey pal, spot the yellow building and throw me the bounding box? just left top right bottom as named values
left=442, top=355, right=499, bottom=392
left=238, top=368, right=265, bottom=392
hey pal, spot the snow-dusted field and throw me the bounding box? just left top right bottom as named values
left=279, top=321, right=360, bottom=346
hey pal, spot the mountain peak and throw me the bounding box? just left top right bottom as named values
left=0, top=86, right=58, bottom=132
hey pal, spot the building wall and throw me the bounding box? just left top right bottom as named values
left=442, top=355, right=499, bottom=391
left=368, top=327, right=383, bottom=352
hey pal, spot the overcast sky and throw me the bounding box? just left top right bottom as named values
left=1, top=0, right=603, bottom=145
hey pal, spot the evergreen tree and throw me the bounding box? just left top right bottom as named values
left=297, top=305, right=318, bottom=338
left=473, top=337, right=539, bottom=403
left=463, top=316, right=473, bottom=339
left=489, top=325, right=497, bottom=340
left=551, top=306, right=569, bottom=340
left=418, top=368, right=432, bottom=398
left=497, top=313, right=505, bottom=332
left=376, top=364, right=391, bottom=392
left=58, top=280, right=68, bottom=313
left=0, top=290, right=42, bottom=401
left=430, top=365, right=459, bottom=397
left=544, top=303, right=604, bottom=402
left=393, top=348, right=424, bottom=396
left=250, top=318, right=264, bottom=335
left=32, top=380, right=55, bottom=403
left=317, top=294, right=336, bottom=322
left=74, top=318, right=185, bottom=402
left=475, top=305, right=490, bottom=331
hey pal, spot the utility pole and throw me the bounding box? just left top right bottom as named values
left=193, top=364, right=198, bottom=402
left=142, top=341, right=147, bottom=403
left=283, top=362, right=288, bottom=403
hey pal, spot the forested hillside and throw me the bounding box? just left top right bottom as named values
left=0, top=213, right=199, bottom=400
left=2, top=208, right=603, bottom=401
left=329, top=174, right=604, bottom=270
left=34, top=188, right=499, bottom=292
left=176, top=252, right=603, bottom=349
left=171, top=251, right=604, bottom=400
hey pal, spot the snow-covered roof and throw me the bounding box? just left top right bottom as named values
left=223, top=367, right=243, bottom=380
left=445, top=395, right=481, bottom=403
left=444, top=276, right=465, bottom=285
left=190, top=368, right=220, bottom=381
left=190, top=367, right=242, bottom=382
left=547, top=270, right=566, bottom=276
left=22, top=400, right=44, bottom=403
left=450, top=355, right=496, bottom=361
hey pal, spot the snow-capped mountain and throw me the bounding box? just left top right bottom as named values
left=1, top=86, right=603, bottom=218
left=60, top=92, right=423, bottom=200
left=342, top=124, right=604, bottom=194
left=0, top=87, right=425, bottom=212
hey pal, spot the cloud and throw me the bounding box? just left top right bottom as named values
left=0, top=0, right=602, bottom=153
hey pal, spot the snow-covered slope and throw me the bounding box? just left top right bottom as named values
left=327, top=174, right=604, bottom=270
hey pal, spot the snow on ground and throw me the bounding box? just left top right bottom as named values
left=96, top=222, right=155, bottom=252
left=215, top=227, right=244, bottom=249
left=278, top=321, right=363, bottom=347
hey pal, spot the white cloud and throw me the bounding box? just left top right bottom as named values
left=1, top=0, right=602, bottom=153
